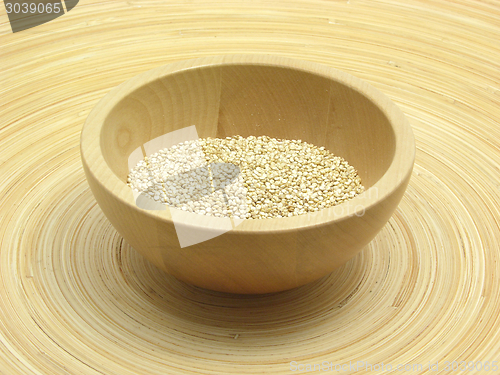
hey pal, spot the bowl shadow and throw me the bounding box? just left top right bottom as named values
left=113, top=235, right=372, bottom=333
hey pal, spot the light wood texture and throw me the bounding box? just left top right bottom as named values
left=1, top=0, right=499, bottom=373
left=81, top=55, right=415, bottom=294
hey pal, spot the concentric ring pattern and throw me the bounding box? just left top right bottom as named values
left=1, top=1, right=499, bottom=374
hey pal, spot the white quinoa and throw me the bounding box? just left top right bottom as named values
left=127, top=135, right=364, bottom=219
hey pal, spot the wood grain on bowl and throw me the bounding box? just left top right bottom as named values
left=80, top=55, right=415, bottom=293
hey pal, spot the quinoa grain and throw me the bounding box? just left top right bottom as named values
left=128, top=135, right=364, bottom=219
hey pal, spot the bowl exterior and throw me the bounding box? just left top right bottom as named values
left=82, top=158, right=411, bottom=294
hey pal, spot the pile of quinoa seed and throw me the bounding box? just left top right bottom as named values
left=127, top=135, right=364, bottom=219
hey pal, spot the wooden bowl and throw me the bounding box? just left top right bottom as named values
left=80, top=55, right=415, bottom=294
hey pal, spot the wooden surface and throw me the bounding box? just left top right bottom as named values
left=1, top=0, right=499, bottom=373
left=81, top=55, right=414, bottom=294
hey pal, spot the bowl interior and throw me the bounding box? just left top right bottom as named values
left=100, top=63, right=396, bottom=192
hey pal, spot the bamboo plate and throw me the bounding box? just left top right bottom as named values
left=1, top=1, right=499, bottom=374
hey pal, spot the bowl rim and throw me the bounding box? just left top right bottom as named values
left=80, top=54, right=415, bottom=233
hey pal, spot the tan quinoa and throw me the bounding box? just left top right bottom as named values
left=127, top=135, right=364, bottom=219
